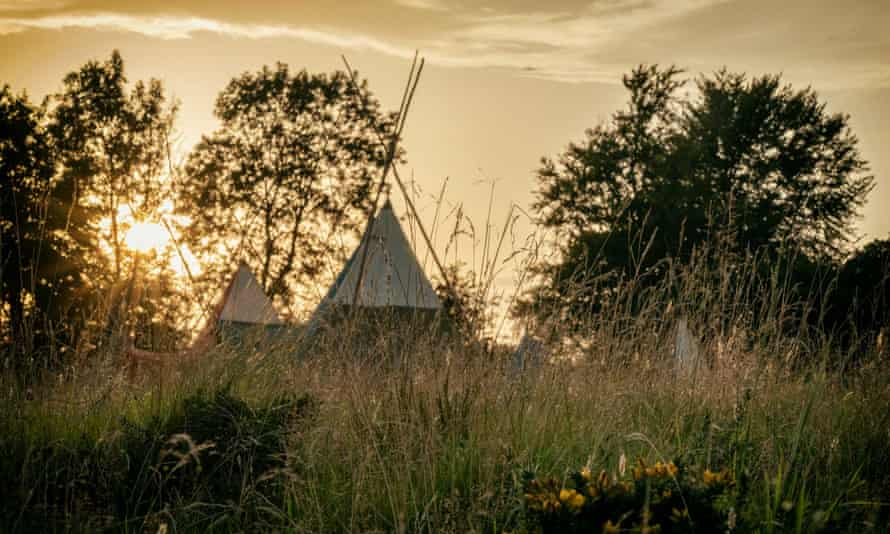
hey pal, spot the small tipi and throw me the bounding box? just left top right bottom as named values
left=124, top=261, right=286, bottom=375
left=214, top=262, right=287, bottom=341
left=309, top=200, right=441, bottom=328
left=217, top=262, right=284, bottom=326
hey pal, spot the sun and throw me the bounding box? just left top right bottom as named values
left=125, top=221, right=170, bottom=253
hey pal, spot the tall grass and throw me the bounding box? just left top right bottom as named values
left=2, top=234, right=889, bottom=532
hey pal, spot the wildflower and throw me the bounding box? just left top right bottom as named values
left=703, top=468, right=734, bottom=487
left=603, top=519, right=621, bottom=533
left=703, top=469, right=717, bottom=485
left=581, top=467, right=593, bottom=481
left=653, top=461, right=665, bottom=477
left=666, top=462, right=679, bottom=477
left=632, top=466, right=644, bottom=480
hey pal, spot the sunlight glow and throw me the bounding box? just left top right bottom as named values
left=125, top=222, right=170, bottom=253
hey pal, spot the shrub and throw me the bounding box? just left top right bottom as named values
left=523, top=459, right=736, bottom=533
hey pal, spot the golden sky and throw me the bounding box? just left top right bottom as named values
left=2, top=0, right=889, bottom=296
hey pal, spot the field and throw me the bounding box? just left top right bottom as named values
left=2, top=254, right=889, bottom=534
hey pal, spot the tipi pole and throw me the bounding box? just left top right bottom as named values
left=342, top=52, right=424, bottom=307
left=340, top=54, right=455, bottom=300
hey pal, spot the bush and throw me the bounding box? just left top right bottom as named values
left=1, top=386, right=317, bottom=531
left=522, top=460, right=736, bottom=533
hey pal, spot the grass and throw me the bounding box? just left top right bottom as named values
left=1, top=320, right=888, bottom=532
left=2, top=239, right=889, bottom=532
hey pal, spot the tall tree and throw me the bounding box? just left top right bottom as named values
left=48, top=50, right=176, bottom=285
left=529, top=65, right=873, bottom=318
left=1, top=86, right=56, bottom=359
left=181, top=63, right=394, bottom=316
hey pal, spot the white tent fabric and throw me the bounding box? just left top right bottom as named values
left=218, top=262, right=285, bottom=325
left=319, top=200, right=441, bottom=310
left=674, top=316, right=702, bottom=375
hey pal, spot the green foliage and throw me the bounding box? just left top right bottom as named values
left=1, top=385, right=316, bottom=531
left=0, top=85, right=85, bottom=371
left=47, top=49, right=177, bottom=284
left=530, top=65, right=873, bottom=321
left=180, top=63, right=396, bottom=315
left=523, top=461, right=735, bottom=533
left=827, top=238, right=890, bottom=348
left=435, top=263, right=491, bottom=342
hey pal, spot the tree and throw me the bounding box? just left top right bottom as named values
left=529, top=65, right=873, bottom=318
left=180, top=64, right=394, bottom=317
left=1, top=86, right=57, bottom=361
left=829, top=238, right=890, bottom=345
left=48, top=50, right=176, bottom=286
left=434, top=264, right=489, bottom=341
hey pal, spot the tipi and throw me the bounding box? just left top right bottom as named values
left=217, top=262, right=285, bottom=327
left=309, top=200, right=441, bottom=329
left=124, top=261, right=286, bottom=375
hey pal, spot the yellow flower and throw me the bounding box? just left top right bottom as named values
left=581, top=467, right=593, bottom=481
left=662, top=488, right=672, bottom=498
left=666, top=462, right=679, bottom=477
left=703, top=469, right=717, bottom=485
left=653, top=461, right=666, bottom=476
left=569, top=492, right=585, bottom=511
left=632, top=467, right=643, bottom=481
left=603, top=519, right=621, bottom=533
left=559, top=488, right=574, bottom=502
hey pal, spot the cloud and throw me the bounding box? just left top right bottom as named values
left=1, top=0, right=889, bottom=89
left=0, top=0, right=68, bottom=11
left=0, top=12, right=414, bottom=58
left=393, top=0, right=449, bottom=12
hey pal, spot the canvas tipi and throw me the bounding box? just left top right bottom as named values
left=124, top=261, right=286, bottom=376
left=309, top=200, right=441, bottom=330
left=217, top=262, right=284, bottom=327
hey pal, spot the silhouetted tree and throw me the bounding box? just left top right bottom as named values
left=528, top=65, right=873, bottom=319
left=434, top=264, right=489, bottom=341
left=829, top=238, right=890, bottom=346
left=1, top=86, right=57, bottom=362
left=180, top=64, right=395, bottom=316
left=48, top=50, right=176, bottom=286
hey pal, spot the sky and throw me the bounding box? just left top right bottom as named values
left=1, top=0, right=889, bottom=313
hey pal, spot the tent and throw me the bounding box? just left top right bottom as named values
left=308, top=200, right=441, bottom=332
left=674, top=316, right=702, bottom=376
left=216, top=261, right=287, bottom=340
left=125, top=262, right=288, bottom=374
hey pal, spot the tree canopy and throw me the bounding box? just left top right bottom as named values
left=0, top=86, right=61, bottom=361
left=48, top=50, right=177, bottom=284
left=529, top=65, right=874, bottom=318
left=180, top=63, right=395, bottom=317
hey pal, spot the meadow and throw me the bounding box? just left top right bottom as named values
left=2, top=245, right=889, bottom=534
